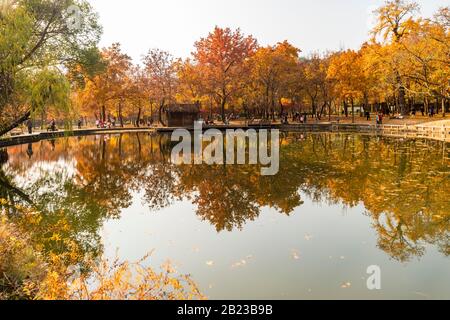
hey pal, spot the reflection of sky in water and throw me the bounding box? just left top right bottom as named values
left=5, top=159, right=77, bottom=190
left=102, top=191, right=450, bottom=300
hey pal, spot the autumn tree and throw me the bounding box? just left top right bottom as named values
left=192, top=27, right=257, bottom=122
left=250, top=41, right=300, bottom=119
left=0, top=0, right=102, bottom=135
left=124, top=66, right=150, bottom=127
left=177, top=59, right=205, bottom=103
left=372, top=0, right=420, bottom=115
left=78, top=43, right=131, bottom=124
left=143, top=49, right=178, bottom=126
left=300, top=54, right=332, bottom=119
left=399, top=15, right=449, bottom=115
left=358, top=43, right=387, bottom=113
left=328, top=50, right=366, bottom=122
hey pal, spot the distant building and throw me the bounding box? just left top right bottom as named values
left=166, top=103, right=200, bottom=127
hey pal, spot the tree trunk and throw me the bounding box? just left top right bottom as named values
left=0, top=110, right=32, bottom=137
left=221, top=98, right=227, bottom=124
left=159, top=102, right=167, bottom=126
left=265, top=87, right=270, bottom=120
left=102, top=105, right=106, bottom=123
left=149, top=99, right=154, bottom=123
left=396, top=73, right=407, bottom=115
left=209, top=97, right=213, bottom=120
left=318, top=103, right=326, bottom=120
left=351, top=97, right=355, bottom=124
left=442, top=98, right=446, bottom=117
left=40, top=111, right=45, bottom=130
left=363, top=93, right=369, bottom=117
left=279, top=99, right=284, bottom=117
left=136, top=107, right=142, bottom=127
left=328, top=102, right=332, bottom=122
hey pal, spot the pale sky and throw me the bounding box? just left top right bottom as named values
left=89, top=0, right=448, bottom=62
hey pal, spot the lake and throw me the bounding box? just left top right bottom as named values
left=1, top=132, right=449, bottom=299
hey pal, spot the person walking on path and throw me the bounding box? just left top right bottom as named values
left=376, top=112, right=384, bottom=126
left=48, top=119, right=57, bottom=132
left=27, top=119, right=33, bottom=134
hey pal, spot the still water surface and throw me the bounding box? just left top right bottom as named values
left=1, top=132, right=449, bottom=299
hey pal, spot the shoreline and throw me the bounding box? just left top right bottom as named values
left=1, top=122, right=449, bottom=148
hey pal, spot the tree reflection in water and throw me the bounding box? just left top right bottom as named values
left=0, top=132, right=449, bottom=263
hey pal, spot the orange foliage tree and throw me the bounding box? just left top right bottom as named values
left=192, top=27, right=258, bottom=122
left=143, top=49, right=178, bottom=126
left=77, top=43, right=132, bottom=124
left=249, top=41, right=301, bottom=118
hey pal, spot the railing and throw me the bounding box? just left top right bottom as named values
left=2, top=122, right=449, bottom=148
left=330, top=123, right=449, bottom=142
left=379, top=124, right=449, bottom=142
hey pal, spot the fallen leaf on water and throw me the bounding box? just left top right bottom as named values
left=231, top=259, right=248, bottom=269
left=291, top=250, right=301, bottom=260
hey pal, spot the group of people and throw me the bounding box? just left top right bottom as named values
left=95, top=118, right=116, bottom=129
left=375, top=112, right=384, bottom=125
left=411, top=106, right=436, bottom=117
left=199, top=117, right=215, bottom=125
left=362, top=111, right=385, bottom=125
